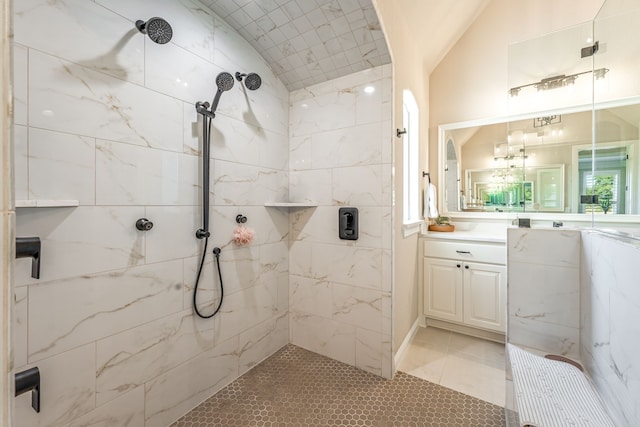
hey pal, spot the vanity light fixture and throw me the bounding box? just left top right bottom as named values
left=508, top=68, right=609, bottom=97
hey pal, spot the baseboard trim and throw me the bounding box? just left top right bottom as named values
left=394, top=318, right=421, bottom=368
left=425, top=318, right=505, bottom=343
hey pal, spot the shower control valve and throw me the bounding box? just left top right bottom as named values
left=136, top=218, right=154, bottom=231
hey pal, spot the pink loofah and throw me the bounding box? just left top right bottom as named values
left=233, top=225, right=255, bottom=246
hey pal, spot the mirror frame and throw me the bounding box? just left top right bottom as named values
left=438, top=98, right=640, bottom=224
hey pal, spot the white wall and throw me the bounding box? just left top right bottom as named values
left=288, top=65, right=393, bottom=378
left=12, top=0, right=289, bottom=425
left=429, top=0, right=604, bottom=187
left=374, top=0, right=429, bottom=355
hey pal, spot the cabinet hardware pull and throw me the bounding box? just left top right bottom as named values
left=456, top=250, right=471, bottom=254
left=465, top=265, right=470, bottom=269
left=456, top=264, right=461, bottom=268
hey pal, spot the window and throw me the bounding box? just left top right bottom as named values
left=578, top=146, right=628, bottom=214
left=402, top=89, right=420, bottom=235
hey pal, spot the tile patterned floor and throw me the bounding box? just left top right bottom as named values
left=172, top=344, right=505, bottom=426
left=397, top=327, right=506, bottom=407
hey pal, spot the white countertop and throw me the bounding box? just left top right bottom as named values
left=420, top=221, right=508, bottom=243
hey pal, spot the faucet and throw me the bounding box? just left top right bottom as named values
left=16, top=237, right=41, bottom=279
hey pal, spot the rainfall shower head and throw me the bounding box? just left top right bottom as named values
left=136, top=17, right=173, bottom=44
left=235, top=72, right=262, bottom=90
left=208, top=72, right=235, bottom=117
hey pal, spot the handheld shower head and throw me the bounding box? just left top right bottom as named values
left=235, top=72, right=262, bottom=90
left=209, top=72, right=234, bottom=116
left=136, top=17, right=173, bottom=44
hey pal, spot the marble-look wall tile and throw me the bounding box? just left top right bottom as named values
left=508, top=316, right=579, bottom=359
left=355, top=328, right=382, bottom=376
left=14, top=206, right=145, bottom=286
left=13, top=286, right=28, bottom=369
left=14, top=0, right=145, bottom=84
left=95, top=0, right=215, bottom=63
left=0, top=213, right=12, bottom=427
left=355, top=81, right=382, bottom=125
left=289, top=169, right=332, bottom=204
left=29, top=50, right=183, bottom=152
left=508, top=228, right=580, bottom=267
left=95, top=140, right=199, bottom=206
left=289, top=240, right=312, bottom=277
left=289, top=67, right=383, bottom=103
left=381, top=119, right=392, bottom=164
left=144, top=337, right=238, bottom=427
left=213, top=281, right=278, bottom=344
left=63, top=386, right=145, bottom=427
left=14, top=0, right=293, bottom=425
left=259, top=128, right=289, bottom=171
left=290, top=312, right=355, bottom=366
left=332, top=165, right=383, bottom=206
left=289, top=206, right=337, bottom=244
left=508, top=262, right=580, bottom=328
left=507, top=228, right=581, bottom=358
left=13, top=44, right=27, bottom=126
left=238, top=313, right=288, bottom=375
left=145, top=40, right=218, bottom=104
left=183, top=102, right=200, bottom=155
left=96, top=310, right=214, bottom=405
left=213, top=160, right=287, bottom=205
left=290, top=90, right=357, bottom=137
left=287, top=65, right=392, bottom=379
left=311, top=122, right=382, bottom=169
left=13, top=125, right=28, bottom=201
left=210, top=205, right=289, bottom=248
left=332, top=283, right=382, bottom=332
left=144, top=205, right=199, bottom=263
left=215, top=83, right=290, bottom=137
left=289, top=275, right=332, bottom=318
left=581, top=230, right=640, bottom=426
left=28, top=260, right=183, bottom=362
left=28, top=128, right=95, bottom=204
left=14, top=344, right=96, bottom=427
left=289, top=135, right=312, bottom=170
left=187, top=114, right=260, bottom=165
left=259, top=241, right=289, bottom=286
left=312, top=243, right=382, bottom=290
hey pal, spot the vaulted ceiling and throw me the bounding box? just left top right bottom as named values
left=202, top=0, right=391, bottom=91
left=201, top=0, right=489, bottom=91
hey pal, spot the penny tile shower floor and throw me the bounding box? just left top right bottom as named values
left=171, top=344, right=505, bottom=426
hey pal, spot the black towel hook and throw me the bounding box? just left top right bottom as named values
left=422, top=172, right=431, bottom=183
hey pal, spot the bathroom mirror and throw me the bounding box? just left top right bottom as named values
left=440, top=101, right=640, bottom=216
left=440, top=5, right=640, bottom=219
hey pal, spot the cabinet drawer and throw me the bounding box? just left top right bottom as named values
left=423, top=239, right=506, bottom=265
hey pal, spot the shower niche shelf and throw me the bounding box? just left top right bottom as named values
left=264, top=201, right=317, bottom=208
left=16, top=200, right=79, bottom=208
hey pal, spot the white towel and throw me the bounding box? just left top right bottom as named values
left=424, top=183, right=439, bottom=219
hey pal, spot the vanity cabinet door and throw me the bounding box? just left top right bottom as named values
left=423, top=258, right=463, bottom=323
left=463, top=262, right=506, bottom=332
